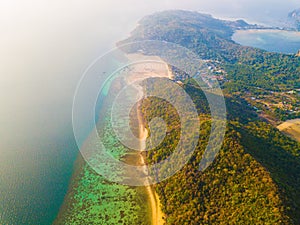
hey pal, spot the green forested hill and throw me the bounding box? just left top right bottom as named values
left=121, top=10, right=300, bottom=224
left=121, top=10, right=300, bottom=90
left=120, top=10, right=300, bottom=121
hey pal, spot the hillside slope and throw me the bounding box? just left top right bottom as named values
left=137, top=78, right=300, bottom=224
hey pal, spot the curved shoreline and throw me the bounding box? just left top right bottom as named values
left=54, top=54, right=168, bottom=225
left=137, top=103, right=164, bottom=225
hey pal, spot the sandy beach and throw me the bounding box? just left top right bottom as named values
left=128, top=53, right=167, bottom=225
left=136, top=99, right=165, bottom=225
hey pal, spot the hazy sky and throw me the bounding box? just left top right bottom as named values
left=0, top=0, right=299, bottom=150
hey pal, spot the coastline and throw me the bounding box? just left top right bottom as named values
left=234, top=29, right=300, bottom=35
left=53, top=71, right=151, bottom=225
left=53, top=54, right=169, bottom=224
left=126, top=53, right=169, bottom=224
left=136, top=96, right=165, bottom=225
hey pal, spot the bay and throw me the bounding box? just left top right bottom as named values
left=232, top=29, right=300, bottom=54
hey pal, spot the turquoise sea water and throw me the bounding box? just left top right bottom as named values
left=232, top=29, right=300, bottom=54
